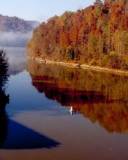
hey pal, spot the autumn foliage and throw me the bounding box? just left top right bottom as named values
left=28, top=60, right=128, bottom=133
left=28, top=0, right=128, bottom=70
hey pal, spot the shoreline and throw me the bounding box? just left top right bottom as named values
left=28, top=57, right=128, bottom=77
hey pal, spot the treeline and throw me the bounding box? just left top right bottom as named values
left=28, top=0, right=128, bottom=70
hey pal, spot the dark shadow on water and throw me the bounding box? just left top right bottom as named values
left=0, top=92, right=60, bottom=150
left=0, top=110, right=60, bottom=150
left=0, top=119, right=60, bottom=150
left=0, top=50, right=10, bottom=147
left=0, top=51, right=60, bottom=150
left=0, top=110, right=8, bottom=147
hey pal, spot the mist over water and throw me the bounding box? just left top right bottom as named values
left=0, top=30, right=31, bottom=75
left=0, top=31, right=32, bottom=47
left=5, top=47, right=26, bottom=75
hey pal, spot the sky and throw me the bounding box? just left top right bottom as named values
left=0, top=0, right=95, bottom=22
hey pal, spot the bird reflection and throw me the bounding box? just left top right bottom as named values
left=69, top=106, right=77, bottom=115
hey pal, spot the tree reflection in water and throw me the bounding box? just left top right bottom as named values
left=0, top=50, right=9, bottom=147
left=0, top=51, right=60, bottom=150
left=28, top=60, right=128, bottom=133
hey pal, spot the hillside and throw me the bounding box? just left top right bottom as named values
left=0, top=15, right=39, bottom=47
left=0, top=14, right=38, bottom=33
left=28, top=0, right=128, bottom=70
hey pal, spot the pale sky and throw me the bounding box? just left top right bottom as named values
left=0, top=0, right=95, bottom=21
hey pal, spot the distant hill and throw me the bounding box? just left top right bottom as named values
left=0, top=14, right=39, bottom=33
left=28, top=0, right=128, bottom=70
left=0, top=15, right=39, bottom=47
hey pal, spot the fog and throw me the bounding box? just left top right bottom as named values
left=0, top=31, right=33, bottom=74
left=4, top=47, right=26, bottom=75
left=0, top=31, right=32, bottom=47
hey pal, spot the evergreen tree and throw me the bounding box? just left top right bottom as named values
left=0, top=50, right=9, bottom=111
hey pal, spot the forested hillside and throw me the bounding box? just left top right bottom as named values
left=28, top=0, right=128, bottom=70
left=0, top=14, right=38, bottom=33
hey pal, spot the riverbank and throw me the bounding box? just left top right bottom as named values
left=28, top=57, right=128, bottom=77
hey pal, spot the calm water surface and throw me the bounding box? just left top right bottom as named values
left=0, top=47, right=128, bottom=160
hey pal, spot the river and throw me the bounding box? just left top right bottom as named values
left=0, top=47, right=128, bottom=160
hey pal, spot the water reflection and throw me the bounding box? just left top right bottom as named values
left=0, top=109, right=8, bottom=148
left=28, top=60, right=128, bottom=133
left=1, top=120, right=60, bottom=150
left=0, top=53, right=60, bottom=149
left=0, top=110, right=60, bottom=150
left=5, top=47, right=26, bottom=75
left=0, top=50, right=9, bottom=147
